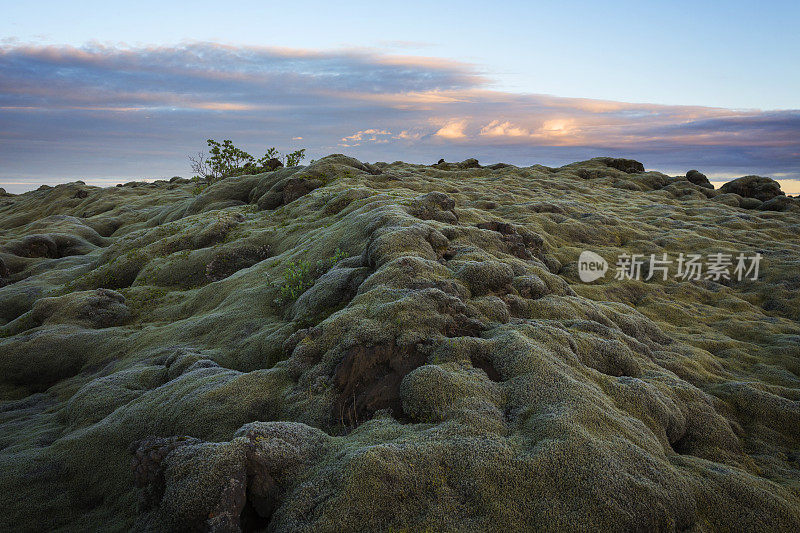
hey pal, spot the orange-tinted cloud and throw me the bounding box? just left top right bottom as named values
left=434, top=120, right=468, bottom=139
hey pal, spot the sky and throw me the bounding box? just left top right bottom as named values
left=1, top=1, right=799, bottom=193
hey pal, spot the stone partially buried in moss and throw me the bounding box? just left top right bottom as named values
left=2, top=288, right=129, bottom=334
left=719, top=175, right=785, bottom=201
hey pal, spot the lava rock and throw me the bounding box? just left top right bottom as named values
left=719, top=175, right=784, bottom=201
left=686, top=170, right=714, bottom=189
left=409, top=191, right=458, bottom=223
left=598, top=157, right=645, bottom=174
left=759, top=195, right=800, bottom=212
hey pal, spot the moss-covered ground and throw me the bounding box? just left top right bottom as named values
left=1, top=155, right=798, bottom=531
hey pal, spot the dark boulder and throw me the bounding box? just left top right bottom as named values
left=739, top=197, right=763, bottom=210
left=719, top=175, right=784, bottom=201
left=686, top=170, right=714, bottom=189
left=759, top=195, right=799, bottom=212
left=457, top=158, right=481, bottom=169
left=597, top=157, right=645, bottom=174
left=262, top=158, right=284, bottom=172
left=433, top=158, right=480, bottom=170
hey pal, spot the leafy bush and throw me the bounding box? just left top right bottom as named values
left=278, top=248, right=347, bottom=303
left=285, top=149, right=306, bottom=167
left=206, top=139, right=255, bottom=178
left=188, top=140, right=307, bottom=182
left=279, top=259, right=314, bottom=301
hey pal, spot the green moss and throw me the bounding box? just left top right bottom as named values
left=0, top=155, right=799, bottom=531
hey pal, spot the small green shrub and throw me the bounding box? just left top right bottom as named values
left=279, top=259, right=314, bottom=301
left=277, top=248, right=347, bottom=303
left=285, top=149, right=306, bottom=167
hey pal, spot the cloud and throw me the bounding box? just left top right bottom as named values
left=480, top=120, right=531, bottom=137
left=1, top=42, right=799, bottom=193
left=395, top=130, right=423, bottom=141
left=434, top=120, right=468, bottom=139
left=339, top=129, right=394, bottom=146
left=0, top=42, right=482, bottom=119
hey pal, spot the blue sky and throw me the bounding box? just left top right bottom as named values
left=1, top=1, right=799, bottom=193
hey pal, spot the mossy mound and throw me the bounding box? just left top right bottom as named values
left=0, top=155, right=799, bottom=531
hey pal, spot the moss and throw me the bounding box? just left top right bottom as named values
left=0, top=155, right=799, bottom=531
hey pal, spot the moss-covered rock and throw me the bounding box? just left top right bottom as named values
left=0, top=155, right=799, bottom=531
left=720, top=175, right=785, bottom=201
left=686, top=169, right=714, bottom=189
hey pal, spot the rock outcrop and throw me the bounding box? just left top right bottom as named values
left=719, top=175, right=785, bottom=201
left=686, top=169, right=714, bottom=189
